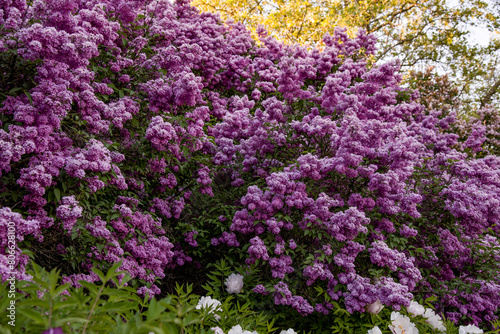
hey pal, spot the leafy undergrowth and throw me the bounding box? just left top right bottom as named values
left=0, top=261, right=499, bottom=334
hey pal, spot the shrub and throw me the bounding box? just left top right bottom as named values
left=0, top=0, right=499, bottom=331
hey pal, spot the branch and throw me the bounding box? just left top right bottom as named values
left=294, top=4, right=310, bottom=40
left=368, top=3, right=418, bottom=34
left=480, top=76, right=500, bottom=108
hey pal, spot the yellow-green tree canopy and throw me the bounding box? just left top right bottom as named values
left=193, top=0, right=500, bottom=111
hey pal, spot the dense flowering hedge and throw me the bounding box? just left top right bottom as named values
left=0, top=0, right=499, bottom=331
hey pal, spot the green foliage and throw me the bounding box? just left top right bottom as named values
left=0, top=260, right=289, bottom=334
left=0, top=262, right=211, bottom=334
left=1, top=260, right=500, bottom=333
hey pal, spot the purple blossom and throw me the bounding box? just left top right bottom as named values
left=56, top=196, right=83, bottom=232
left=184, top=231, right=198, bottom=247
left=253, top=284, right=269, bottom=295
left=246, top=236, right=269, bottom=265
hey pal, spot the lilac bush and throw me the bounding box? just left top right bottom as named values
left=0, top=0, right=499, bottom=330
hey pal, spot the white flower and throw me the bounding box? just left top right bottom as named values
left=407, top=301, right=425, bottom=316
left=225, top=273, right=244, bottom=294
left=228, top=325, right=258, bottom=334
left=459, top=325, right=483, bottom=334
left=366, top=300, right=384, bottom=314
left=390, top=311, right=419, bottom=334
left=212, top=327, right=225, bottom=334
left=280, top=329, right=298, bottom=334
left=422, top=308, right=437, bottom=319
left=196, top=296, right=222, bottom=320
left=423, top=308, right=446, bottom=333
left=367, top=326, right=383, bottom=334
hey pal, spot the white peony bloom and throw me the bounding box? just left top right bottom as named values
left=367, top=325, right=383, bottom=334
left=228, top=325, right=258, bottom=334
left=225, top=273, right=244, bottom=294
left=390, top=311, right=419, bottom=334
left=423, top=308, right=437, bottom=319
left=459, top=325, right=484, bottom=334
left=228, top=325, right=244, bottom=334
left=196, top=296, right=222, bottom=320
left=407, top=301, right=425, bottom=316
left=211, top=327, right=225, bottom=334
left=280, top=329, right=298, bottom=334
left=423, top=308, right=446, bottom=333
left=366, top=300, right=384, bottom=314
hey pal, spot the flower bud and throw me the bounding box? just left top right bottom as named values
left=366, top=300, right=384, bottom=314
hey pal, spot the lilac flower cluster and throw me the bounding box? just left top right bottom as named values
left=145, top=116, right=179, bottom=154
left=0, top=208, right=42, bottom=281
left=55, top=196, right=83, bottom=232
left=81, top=202, right=175, bottom=295
left=246, top=237, right=270, bottom=265
left=184, top=230, right=198, bottom=247
left=269, top=255, right=294, bottom=279
left=273, top=281, right=314, bottom=316
left=211, top=231, right=240, bottom=247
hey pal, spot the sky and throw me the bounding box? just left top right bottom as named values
left=469, top=26, right=492, bottom=46
left=446, top=0, right=497, bottom=46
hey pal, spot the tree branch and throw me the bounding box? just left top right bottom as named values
left=480, top=76, right=500, bottom=108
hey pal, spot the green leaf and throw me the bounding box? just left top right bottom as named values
left=9, top=87, right=23, bottom=94
left=18, top=308, right=48, bottom=326
left=19, top=299, right=49, bottom=309
left=105, top=261, right=124, bottom=281
left=23, top=90, right=33, bottom=105
left=54, top=283, right=71, bottom=297
left=54, top=188, right=61, bottom=203
left=54, top=317, right=89, bottom=327
left=146, top=298, right=167, bottom=322
left=47, top=191, right=54, bottom=203
left=182, top=146, right=190, bottom=157
left=424, top=295, right=438, bottom=306
left=52, top=299, right=80, bottom=311
left=92, top=268, right=106, bottom=282
left=109, top=213, right=120, bottom=221
left=79, top=281, right=99, bottom=295
left=100, top=301, right=138, bottom=313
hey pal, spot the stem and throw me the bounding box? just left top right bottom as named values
left=82, top=284, right=105, bottom=334
left=48, top=297, right=53, bottom=328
